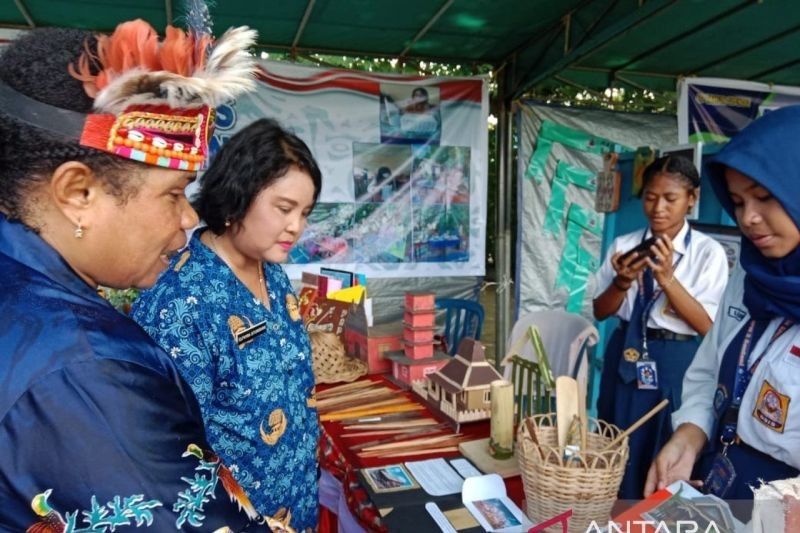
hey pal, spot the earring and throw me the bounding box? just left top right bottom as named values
left=74, top=223, right=84, bottom=239
left=225, top=220, right=231, bottom=227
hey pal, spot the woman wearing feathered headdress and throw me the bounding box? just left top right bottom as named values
left=0, top=18, right=273, bottom=532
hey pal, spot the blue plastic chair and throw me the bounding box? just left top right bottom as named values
left=435, top=298, right=484, bottom=355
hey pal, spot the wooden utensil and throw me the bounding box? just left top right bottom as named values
left=555, top=376, right=579, bottom=449
left=577, top=378, right=588, bottom=451
left=601, top=399, right=669, bottom=452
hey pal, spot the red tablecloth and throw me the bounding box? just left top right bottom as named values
left=318, top=375, right=524, bottom=532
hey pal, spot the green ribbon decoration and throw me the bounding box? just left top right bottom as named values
left=543, top=162, right=599, bottom=236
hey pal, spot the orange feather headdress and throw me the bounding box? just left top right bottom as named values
left=66, top=19, right=257, bottom=171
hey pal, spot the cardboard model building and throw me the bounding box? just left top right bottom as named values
left=415, top=338, right=503, bottom=424
left=343, top=297, right=402, bottom=374
left=384, top=291, right=448, bottom=387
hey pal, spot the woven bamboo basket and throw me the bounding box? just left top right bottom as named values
left=517, top=413, right=629, bottom=533
left=309, top=330, right=367, bottom=384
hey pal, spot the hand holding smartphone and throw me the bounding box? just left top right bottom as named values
left=620, top=236, right=660, bottom=262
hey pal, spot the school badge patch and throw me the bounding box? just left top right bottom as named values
left=623, top=348, right=640, bottom=362
left=752, top=380, right=790, bottom=433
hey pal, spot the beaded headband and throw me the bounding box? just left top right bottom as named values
left=2, top=19, right=257, bottom=171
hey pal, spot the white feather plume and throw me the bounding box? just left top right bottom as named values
left=92, top=26, right=258, bottom=114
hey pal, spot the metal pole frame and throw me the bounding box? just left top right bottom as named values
left=494, top=68, right=514, bottom=369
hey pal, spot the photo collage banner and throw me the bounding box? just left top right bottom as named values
left=215, top=60, right=489, bottom=278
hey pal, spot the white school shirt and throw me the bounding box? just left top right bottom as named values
left=592, top=220, right=729, bottom=335
left=673, top=267, right=800, bottom=469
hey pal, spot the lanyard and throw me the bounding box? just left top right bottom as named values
left=637, top=227, right=692, bottom=360
left=719, top=317, right=794, bottom=445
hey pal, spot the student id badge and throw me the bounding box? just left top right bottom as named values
left=703, top=450, right=737, bottom=498
left=636, top=360, right=659, bottom=390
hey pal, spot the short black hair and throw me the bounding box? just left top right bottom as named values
left=0, top=28, right=144, bottom=222
left=641, top=154, right=700, bottom=194
left=193, top=118, right=322, bottom=234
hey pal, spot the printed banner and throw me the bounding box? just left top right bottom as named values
left=213, top=60, right=488, bottom=278
left=678, top=77, right=800, bottom=144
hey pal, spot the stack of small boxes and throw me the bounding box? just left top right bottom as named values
left=385, top=292, right=450, bottom=387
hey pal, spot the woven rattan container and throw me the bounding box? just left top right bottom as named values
left=309, top=330, right=367, bottom=384
left=517, top=414, right=629, bottom=532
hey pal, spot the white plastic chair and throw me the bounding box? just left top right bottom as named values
left=501, top=310, right=599, bottom=422
left=503, top=310, right=598, bottom=382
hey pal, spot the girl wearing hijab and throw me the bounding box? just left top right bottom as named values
left=646, top=105, right=800, bottom=503
left=593, top=155, right=729, bottom=498
left=0, top=22, right=272, bottom=532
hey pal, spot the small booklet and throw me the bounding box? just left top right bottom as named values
left=405, top=458, right=465, bottom=496
left=462, top=474, right=532, bottom=533
left=612, top=481, right=742, bottom=533
left=361, top=464, right=419, bottom=494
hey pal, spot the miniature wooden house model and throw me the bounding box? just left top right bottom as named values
left=420, top=338, right=503, bottom=424
left=343, top=298, right=402, bottom=374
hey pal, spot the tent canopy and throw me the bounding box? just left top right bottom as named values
left=2, top=0, right=799, bottom=98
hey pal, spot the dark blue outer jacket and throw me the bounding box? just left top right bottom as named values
left=0, top=214, right=263, bottom=532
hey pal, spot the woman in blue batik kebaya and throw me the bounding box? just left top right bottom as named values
left=133, top=118, right=322, bottom=531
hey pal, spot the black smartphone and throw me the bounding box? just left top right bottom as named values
left=620, top=236, right=659, bottom=262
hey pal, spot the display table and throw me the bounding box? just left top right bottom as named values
left=318, top=375, right=524, bottom=532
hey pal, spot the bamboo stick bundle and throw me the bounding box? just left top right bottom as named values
left=316, top=380, right=378, bottom=400
left=320, top=403, right=424, bottom=422
left=358, top=445, right=461, bottom=459
left=321, top=397, right=413, bottom=417
left=317, top=385, right=391, bottom=404
left=316, top=386, right=395, bottom=408
left=341, top=423, right=446, bottom=438
left=342, top=418, right=438, bottom=431
left=359, top=433, right=458, bottom=453
left=317, top=390, right=399, bottom=413
left=349, top=425, right=450, bottom=451
left=356, top=436, right=468, bottom=458
left=340, top=412, right=427, bottom=426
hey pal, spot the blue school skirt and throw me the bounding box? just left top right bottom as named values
left=597, top=323, right=700, bottom=499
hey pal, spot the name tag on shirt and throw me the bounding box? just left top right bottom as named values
left=235, top=320, right=267, bottom=346
left=727, top=306, right=747, bottom=321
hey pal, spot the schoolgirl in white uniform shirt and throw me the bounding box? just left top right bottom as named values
left=593, top=155, right=728, bottom=498
left=647, top=105, right=800, bottom=508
